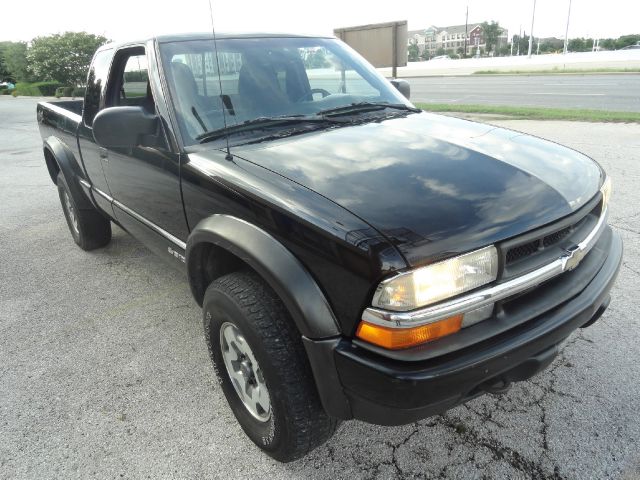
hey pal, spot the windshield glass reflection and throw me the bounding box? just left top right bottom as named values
left=159, top=36, right=410, bottom=144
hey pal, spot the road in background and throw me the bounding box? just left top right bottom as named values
left=380, top=49, right=640, bottom=77
left=408, top=74, right=640, bottom=111
left=2, top=97, right=640, bottom=479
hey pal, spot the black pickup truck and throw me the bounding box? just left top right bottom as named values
left=37, top=33, right=622, bottom=462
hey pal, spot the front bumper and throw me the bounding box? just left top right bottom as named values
left=304, top=227, right=622, bottom=425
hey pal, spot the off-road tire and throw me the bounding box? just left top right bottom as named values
left=203, top=269, right=339, bottom=462
left=57, top=172, right=111, bottom=250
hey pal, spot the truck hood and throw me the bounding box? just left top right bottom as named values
left=231, top=112, right=602, bottom=266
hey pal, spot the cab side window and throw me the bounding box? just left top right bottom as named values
left=120, top=55, right=150, bottom=106
left=103, top=47, right=167, bottom=149
left=107, top=48, right=155, bottom=113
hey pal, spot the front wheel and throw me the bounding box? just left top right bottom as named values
left=203, top=270, right=338, bottom=462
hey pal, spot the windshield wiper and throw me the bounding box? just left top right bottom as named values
left=317, top=102, right=421, bottom=117
left=197, top=115, right=346, bottom=143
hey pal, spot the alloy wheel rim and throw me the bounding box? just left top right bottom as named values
left=219, top=322, right=271, bottom=422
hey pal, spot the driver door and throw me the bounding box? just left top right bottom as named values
left=101, top=45, right=189, bottom=262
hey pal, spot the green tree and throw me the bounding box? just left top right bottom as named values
left=0, top=42, right=10, bottom=80
left=512, top=34, right=530, bottom=55
left=435, top=47, right=446, bottom=56
left=481, top=21, right=502, bottom=54
left=615, top=34, right=640, bottom=49
left=538, top=38, right=563, bottom=53
left=497, top=44, right=511, bottom=56
left=600, top=38, right=616, bottom=50
left=0, top=41, right=32, bottom=81
left=27, top=32, right=108, bottom=86
left=408, top=41, right=420, bottom=61
left=568, top=37, right=588, bottom=52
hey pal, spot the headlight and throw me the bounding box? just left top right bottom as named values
left=373, top=245, right=499, bottom=311
left=600, top=175, right=612, bottom=209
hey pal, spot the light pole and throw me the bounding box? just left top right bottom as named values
left=464, top=4, right=468, bottom=57
left=563, top=0, right=572, bottom=55
left=528, top=0, right=536, bottom=58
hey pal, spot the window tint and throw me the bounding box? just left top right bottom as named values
left=83, top=48, right=112, bottom=126
left=121, top=55, right=149, bottom=101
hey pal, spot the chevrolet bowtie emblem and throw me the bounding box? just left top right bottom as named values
left=562, top=245, right=587, bottom=272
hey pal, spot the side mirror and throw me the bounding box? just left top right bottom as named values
left=93, top=106, right=158, bottom=148
left=390, top=79, right=410, bottom=100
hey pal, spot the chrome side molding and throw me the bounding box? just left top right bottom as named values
left=87, top=182, right=186, bottom=251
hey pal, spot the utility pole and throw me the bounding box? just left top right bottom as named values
left=528, top=0, right=536, bottom=58
left=563, top=0, right=572, bottom=54
left=517, top=25, right=521, bottom=56
left=464, top=5, right=468, bottom=57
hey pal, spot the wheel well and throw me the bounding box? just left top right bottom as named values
left=43, top=148, right=60, bottom=184
left=188, top=242, right=248, bottom=306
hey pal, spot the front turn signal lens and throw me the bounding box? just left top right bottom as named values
left=356, top=315, right=463, bottom=350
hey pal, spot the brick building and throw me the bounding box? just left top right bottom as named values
left=408, top=23, right=508, bottom=58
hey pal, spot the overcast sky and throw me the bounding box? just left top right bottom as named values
left=2, top=0, right=639, bottom=42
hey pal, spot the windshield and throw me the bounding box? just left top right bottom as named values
left=159, top=36, right=412, bottom=145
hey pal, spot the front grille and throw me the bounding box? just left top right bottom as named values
left=542, top=226, right=572, bottom=247
left=506, top=241, right=539, bottom=263
left=506, top=225, right=574, bottom=265
left=499, top=194, right=603, bottom=279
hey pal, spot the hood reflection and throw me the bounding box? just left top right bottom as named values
left=231, top=112, right=602, bottom=266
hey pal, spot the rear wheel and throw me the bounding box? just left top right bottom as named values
left=57, top=173, right=111, bottom=250
left=203, top=270, right=338, bottom=462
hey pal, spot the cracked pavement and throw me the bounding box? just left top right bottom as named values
left=1, top=97, right=639, bottom=479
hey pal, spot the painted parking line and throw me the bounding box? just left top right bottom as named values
left=542, top=83, right=617, bottom=86
left=528, top=93, right=606, bottom=96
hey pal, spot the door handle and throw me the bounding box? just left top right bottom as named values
left=99, top=147, right=108, bottom=161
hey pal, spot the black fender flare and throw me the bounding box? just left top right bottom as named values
left=43, top=136, right=93, bottom=210
left=186, top=215, right=341, bottom=339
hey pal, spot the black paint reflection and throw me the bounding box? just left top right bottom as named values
left=232, top=112, right=601, bottom=266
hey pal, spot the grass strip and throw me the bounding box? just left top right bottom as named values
left=414, top=103, right=640, bottom=123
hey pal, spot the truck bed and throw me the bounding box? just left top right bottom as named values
left=37, top=99, right=85, bottom=185
left=44, top=99, right=83, bottom=117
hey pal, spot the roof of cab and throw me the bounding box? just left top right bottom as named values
left=97, top=32, right=334, bottom=51
left=156, top=32, right=334, bottom=43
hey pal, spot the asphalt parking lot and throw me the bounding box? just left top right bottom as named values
left=1, top=96, right=639, bottom=479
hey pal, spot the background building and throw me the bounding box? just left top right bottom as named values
left=408, top=23, right=508, bottom=59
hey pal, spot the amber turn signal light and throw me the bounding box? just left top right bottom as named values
left=355, top=315, right=463, bottom=350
